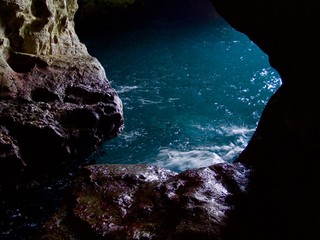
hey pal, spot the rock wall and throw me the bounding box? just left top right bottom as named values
left=210, top=0, right=320, bottom=239
left=0, top=0, right=123, bottom=192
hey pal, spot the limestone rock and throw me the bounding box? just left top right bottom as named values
left=38, top=163, right=249, bottom=240
left=0, top=0, right=86, bottom=57
left=0, top=0, right=124, bottom=192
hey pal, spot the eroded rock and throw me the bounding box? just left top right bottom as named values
left=38, top=163, right=249, bottom=240
left=0, top=0, right=123, bottom=192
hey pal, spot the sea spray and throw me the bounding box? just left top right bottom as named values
left=82, top=17, right=281, bottom=172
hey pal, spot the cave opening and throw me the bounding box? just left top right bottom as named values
left=75, top=0, right=281, bottom=172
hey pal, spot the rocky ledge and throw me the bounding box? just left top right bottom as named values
left=38, top=163, right=249, bottom=240
left=0, top=0, right=123, bottom=193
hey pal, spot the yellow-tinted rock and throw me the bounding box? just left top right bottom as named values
left=0, top=0, right=87, bottom=56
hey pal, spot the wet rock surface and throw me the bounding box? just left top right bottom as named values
left=38, top=163, right=249, bottom=240
left=0, top=0, right=123, bottom=238
left=0, top=0, right=123, bottom=192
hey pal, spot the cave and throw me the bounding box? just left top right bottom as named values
left=1, top=0, right=320, bottom=239
left=76, top=0, right=281, bottom=172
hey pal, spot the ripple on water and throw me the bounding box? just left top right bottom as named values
left=155, top=124, right=255, bottom=172
left=85, top=17, right=281, bottom=172
left=116, top=85, right=140, bottom=93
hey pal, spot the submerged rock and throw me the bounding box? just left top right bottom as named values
left=0, top=0, right=123, bottom=192
left=38, top=163, right=249, bottom=240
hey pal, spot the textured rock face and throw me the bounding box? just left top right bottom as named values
left=0, top=0, right=123, bottom=192
left=0, top=0, right=87, bottom=63
left=38, top=163, right=249, bottom=240
left=210, top=0, right=320, bottom=239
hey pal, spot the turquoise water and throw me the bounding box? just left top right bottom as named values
left=84, top=17, right=281, bottom=172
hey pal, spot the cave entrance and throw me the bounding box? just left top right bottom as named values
left=76, top=0, right=281, bottom=172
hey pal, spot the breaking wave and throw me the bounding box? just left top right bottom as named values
left=155, top=125, right=255, bottom=172
left=86, top=16, right=281, bottom=172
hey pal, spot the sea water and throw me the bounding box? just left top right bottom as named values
left=83, top=16, right=281, bottom=172
left=0, top=13, right=282, bottom=240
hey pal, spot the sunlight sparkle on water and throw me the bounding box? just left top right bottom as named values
left=84, top=17, right=281, bottom=172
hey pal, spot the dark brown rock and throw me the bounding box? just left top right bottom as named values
left=0, top=1, right=124, bottom=238
left=38, top=163, right=249, bottom=240
left=0, top=59, right=123, bottom=192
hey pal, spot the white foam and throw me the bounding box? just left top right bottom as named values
left=220, top=125, right=255, bottom=136
left=120, top=130, right=144, bottom=141
left=138, top=98, right=162, bottom=105
left=197, top=143, right=245, bottom=162
left=117, top=85, right=139, bottom=94
left=155, top=148, right=224, bottom=172
left=154, top=124, right=255, bottom=172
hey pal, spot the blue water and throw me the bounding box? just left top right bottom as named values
left=84, top=17, right=281, bottom=172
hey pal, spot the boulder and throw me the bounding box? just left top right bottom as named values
left=38, top=163, right=249, bottom=240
